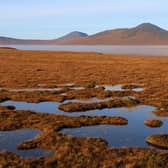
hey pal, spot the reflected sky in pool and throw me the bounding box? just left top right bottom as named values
left=0, top=101, right=153, bottom=117
left=96, top=84, right=144, bottom=92
left=0, top=129, right=53, bottom=159
left=2, top=99, right=168, bottom=149
left=61, top=106, right=168, bottom=149
left=1, top=45, right=168, bottom=56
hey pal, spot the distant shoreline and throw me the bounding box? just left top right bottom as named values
left=0, top=47, right=17, bottom=50
left=1, top=45, right=168, bottom=56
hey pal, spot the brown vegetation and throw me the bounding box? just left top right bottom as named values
left=1, top=49, right=168, bottom=167
left=0, top=49, right=168, bottom=110
left=146, top=134, right=168, bottom=149
left=144, top=119, right=163, bottom=128
left=59, top=97, right=140, bottom=112
left=0, top=90, right=66, bottom=103
left=154, top=100, right=168, bottom=116
left=121, top=83, right=143, bottom=90
left=154, top=109, right=168, bottom=117
left=0, top=106, right=167, bottom=167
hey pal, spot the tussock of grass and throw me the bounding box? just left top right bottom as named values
left=0, top=90, right=66, bottom=103
left=122, top=84, right=143, bottom=90
left=144, top=119, right=163, bottom=128
left=59, top=97, right=140, bottom=112
left=153, top=109, right=168, bottom=117
left=146, top=134, right=168, bottom=149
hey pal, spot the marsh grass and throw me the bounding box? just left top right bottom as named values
left=146, top=134, right=168, bottom=149
left=59, top=97, right=140, bottom=112
left=144, top=120, right=163, bottom=128
left=1, top=50, right=168, bottom=167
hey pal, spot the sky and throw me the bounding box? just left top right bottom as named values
left=0, top=0, right=167, bottom=39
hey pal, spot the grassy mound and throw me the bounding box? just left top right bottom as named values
left=154, top=109, right=168, bottom=117
left=144, top=119, right=163, bottom=128
left=59, top=97, right=140, bottom=112
left=146, top=134, right=168, bottom=149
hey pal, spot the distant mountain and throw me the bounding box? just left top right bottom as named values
left=64, top=23, right=168, bottom=45
left=1, top=23, right=168, bottom=45
left=0, top=31, right=88, bottom=45
left=55, top=31, right=88, bottom=42
left=0, top=36, right=50, bottom=45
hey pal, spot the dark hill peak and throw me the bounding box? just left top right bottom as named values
left=133, top=23, right=167, bottom=32
left=68, top=31, right=88, bottom=36
left=56, top=31, right=88, bottom=41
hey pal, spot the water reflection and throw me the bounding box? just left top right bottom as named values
left=0, top=129, right=53, bottom=159
left=1, top=45, right=168, bottom=56
left=2, top=99, right=167, bottom=149
left=61, top=106, right=168, bottom=149
left=96, top=84, right=144, bottom=92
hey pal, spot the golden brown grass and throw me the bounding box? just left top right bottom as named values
left=146, top=134, right=168, bottom=149
left=59, top=97, right=140, bottom=112
left=144, top=119, right=163, bottom=128
left=0, top=90, right=66, bottom=103
left=1, top=49, right=168, bottom=167
left=0, top=49, right=168, bottom=108
left=0, top=107, right=167, bottom=168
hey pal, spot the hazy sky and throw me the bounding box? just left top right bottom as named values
left=0, top=0, right=167, bottom=39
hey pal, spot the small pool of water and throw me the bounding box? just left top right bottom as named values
left=96, top=84, right=144, bottom=92
left=1, top=101, right=62, bottom=114
left=64, top=97, right=113, bottom=104
left=132, top=88, right=144, bottom=92
left=103, top=85, right=123, bottom=91
left=0, top=84, right=144, bottom=93
left=0, top=129, right=53, bottom=159
left=1, top=99, right=146, bottom=117
left=0, top=87, right=62, bottom=92
left=8, top=88, right=62, bottom=92
left=0, top=86, right=85, bottom=93
left=2, top=99, right=167, bottom=149
left=70, top=86, right=85, bottom=90
left=61, top=106, right=168, bottom=149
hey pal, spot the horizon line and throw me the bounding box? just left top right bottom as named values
left=0, top=22, right=167, bottom=40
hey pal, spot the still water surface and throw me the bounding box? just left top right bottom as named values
left=0, top=129, right=53, bottom=158
left=61, top=106, right=168, bottom=149
left=1, top=45, right=168, bottom=56
left=1, top=97, right=168, bottom=149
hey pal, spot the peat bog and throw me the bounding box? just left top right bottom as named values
left=1, top=49, right=168, bottom=167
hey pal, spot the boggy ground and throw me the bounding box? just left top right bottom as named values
left=0, top=49, right=168, bottom=108
left=0, top=86, right=134, bottom=104
left=0, top=106, right=168, bottom=168
left=0, top=89, right=66, bottom=103
left=1, top=48, right=168, bottom=167
left=59, top=97, right=140, bottom=112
